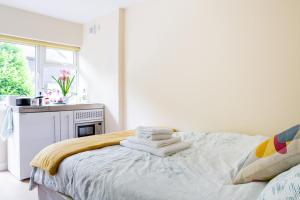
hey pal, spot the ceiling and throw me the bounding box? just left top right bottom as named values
left=0, top=0, right=145, bottom=24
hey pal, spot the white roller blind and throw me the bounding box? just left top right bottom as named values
left=0, top=34, right=80, bottom=52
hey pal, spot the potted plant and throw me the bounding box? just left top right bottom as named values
left=52, top=70, right=75, bottom=103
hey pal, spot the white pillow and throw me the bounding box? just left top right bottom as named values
left=258, top=164, right=300, bottom=200
left=233, top=124, right=300, bottom=184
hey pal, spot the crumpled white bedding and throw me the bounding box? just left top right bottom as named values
left=30, top=132, right=267, bottom=200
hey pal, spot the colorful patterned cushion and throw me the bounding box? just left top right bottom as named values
left=257, top=164, right=300, bottom=200
left=233, top=124, right=300, bottom=184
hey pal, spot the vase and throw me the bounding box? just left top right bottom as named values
left=62, top=96, right=70, bottom=104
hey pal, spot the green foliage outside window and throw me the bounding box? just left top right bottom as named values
left=0, top=43, right=34, bottom=96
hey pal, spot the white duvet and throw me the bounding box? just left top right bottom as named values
left=31, top=132, right=267, bottom=200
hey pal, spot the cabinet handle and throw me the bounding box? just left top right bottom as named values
left=53, top=116, right=56, bottom=143
left=66, top=115, right=70, bottom=139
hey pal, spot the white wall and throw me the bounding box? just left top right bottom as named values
left=124, top=0, right=300, bottom=136
left=80, top=9, right=125, bottom=132
left=0, top=5, right=83, bottom=46
left=0, top=106, right=7, bottom=171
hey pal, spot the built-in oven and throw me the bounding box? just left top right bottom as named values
left=74, top=109, right=105, bottom=138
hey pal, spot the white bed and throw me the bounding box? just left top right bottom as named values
left=30, top=132, right=267, bottom=200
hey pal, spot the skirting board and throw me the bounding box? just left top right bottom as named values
left=0, top=162, right=7, bottom=171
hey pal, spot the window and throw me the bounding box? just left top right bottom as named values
left=0, top=41, right=78, bottom=103
left=45, top=48, right=75, bottom=65
left=0, top=42, right=36, bottom=96
left=41, top=47, right=78, bottom=104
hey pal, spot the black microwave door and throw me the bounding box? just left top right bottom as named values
left=77, top=124, right=95, bottom=137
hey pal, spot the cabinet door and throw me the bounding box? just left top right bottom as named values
left=19, top=112, right=60, bottom=179
left=60, top=111, right=74, bottom=140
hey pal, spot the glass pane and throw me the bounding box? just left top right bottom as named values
left=46, top=48, right=74, bottom=65
left=43, top=67, right=77, bottom=104
left=0, top=42, right=36, bottom=96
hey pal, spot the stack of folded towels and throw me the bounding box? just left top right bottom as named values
left=120, top=126, right=190, bottom=157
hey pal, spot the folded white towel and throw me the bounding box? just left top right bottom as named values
left=120, top=140, right=191, bottom=157
left=137, top=133, right=172, bottom=141
left=137, top=126, right=173, bottom=135
left=127, top=136, right=181, bottom=148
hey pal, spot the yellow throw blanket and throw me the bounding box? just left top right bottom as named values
left=30, top=130, right=135, bottom=175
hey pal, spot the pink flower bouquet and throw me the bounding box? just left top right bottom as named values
left=52, top=70, right=75, bottom=97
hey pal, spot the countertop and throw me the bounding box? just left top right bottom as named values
left=13, top=103, right=104, bottom=113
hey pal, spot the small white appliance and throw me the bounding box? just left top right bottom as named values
left=74, top=109, right=105, bottom=137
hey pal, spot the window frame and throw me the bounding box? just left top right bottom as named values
left=43, top=47, right=76, bottom=66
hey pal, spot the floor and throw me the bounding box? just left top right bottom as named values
left=0, top=171, right=38, bottom=200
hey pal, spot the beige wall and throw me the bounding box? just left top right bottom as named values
left=124, top=0, right=300, bottom=135
left=0, top=5, right=82, bottom=46
left=80, top=9, right=125, bottom=132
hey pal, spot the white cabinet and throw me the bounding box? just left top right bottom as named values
left=8, top=111, right=74, bottom=180
left=60, top=111, right=74, bottom=140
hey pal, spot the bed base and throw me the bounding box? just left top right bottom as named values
left=38, top=185, right=72, bottom=200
